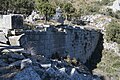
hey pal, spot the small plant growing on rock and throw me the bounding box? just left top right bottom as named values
left=64, top=55, right=71, bottom=64
left=71, top=57, right=78, bottom=66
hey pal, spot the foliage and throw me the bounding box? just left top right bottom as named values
left=105, top=21, right=120, bottom=44
left=61, top=3, right=75, bottom=20
left=63, top=3, right=75, bottom=14
left=0, top=0, right=34, bottom=14
left=114, top=11, right=120, bottom=19
left=87, top=4, right=100, bottom=14
left=71, top=57, right=77, bottom=65
left=73, top=3, right=100, bottom=18
left=35, top=1, right=55, bottom=21
left=100, top=8, right=120, bottom=19
left=64, top=55, right=72, bottom=65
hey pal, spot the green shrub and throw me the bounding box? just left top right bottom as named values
left=105, top=21, right=120, bottom=44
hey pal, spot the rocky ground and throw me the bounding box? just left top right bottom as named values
left=0, top=11, right=119, bottom=80
left=0, top=51, right=101, bottom=80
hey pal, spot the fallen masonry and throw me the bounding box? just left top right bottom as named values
left=0, top=52, right=101, bottom=80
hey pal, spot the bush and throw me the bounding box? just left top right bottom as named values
left=105, top=21, right=120, bottom=44
left=115, top=11, right=120, bottom=19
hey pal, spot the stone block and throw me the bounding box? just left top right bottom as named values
left=0, top=32, right=8, bottom=43
left=13, top=67, right=41, bottom=80
left=21, top=58, right=32, bottom=69
left=7, top=52, right=25, bottom=60
left=0, top=59, right=9, bottom=67
left=0, top=14, right=23, bottom=30
left=9, top=36, right=20, bottom=46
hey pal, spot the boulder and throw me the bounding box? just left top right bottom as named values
left=9, top=60, right=22, bottom=67
left=0, top=59, right=8, bottom=67
left=8, top=35, right=23, bottom=46
left=13, top=67, right=41, bottom=80
left=7, top=53, right=25, bottom=60
left=21, top=58, right=32, bottom=69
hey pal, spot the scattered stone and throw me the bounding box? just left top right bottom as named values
left=41, top=64, right=51, bottom=68
left=1, top=48, right=24, bottom=53
left=59, top=67, right=66, bottom=73
left=20, top=58, right=32, bottom=69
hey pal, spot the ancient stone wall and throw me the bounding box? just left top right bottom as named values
left=20, top=25, right=100, bottom=63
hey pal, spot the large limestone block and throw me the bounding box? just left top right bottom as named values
left=9, top=35, right=23, bottom=46
left=0, top=32, right=8, bottom=43
left=0, top=14, right=23, bottom=30
left=21, top=59, right=32, bottom=69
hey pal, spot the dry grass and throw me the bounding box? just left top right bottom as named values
left=94, top=50, right=120, bottom=80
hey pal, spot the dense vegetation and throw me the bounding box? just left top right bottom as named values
left=0, top=0, right=34, bottom=14
left=0, top=0, right=119, bottom=19
left=0, top=0, right=102, bottom=17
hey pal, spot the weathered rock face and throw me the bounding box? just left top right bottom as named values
left=20, top=25, right=100, bottom=63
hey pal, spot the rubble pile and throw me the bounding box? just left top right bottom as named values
left=0, top=52, right=101, bottom=80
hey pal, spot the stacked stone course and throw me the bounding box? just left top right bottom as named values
left=20, top=25, right=100, bottom=63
